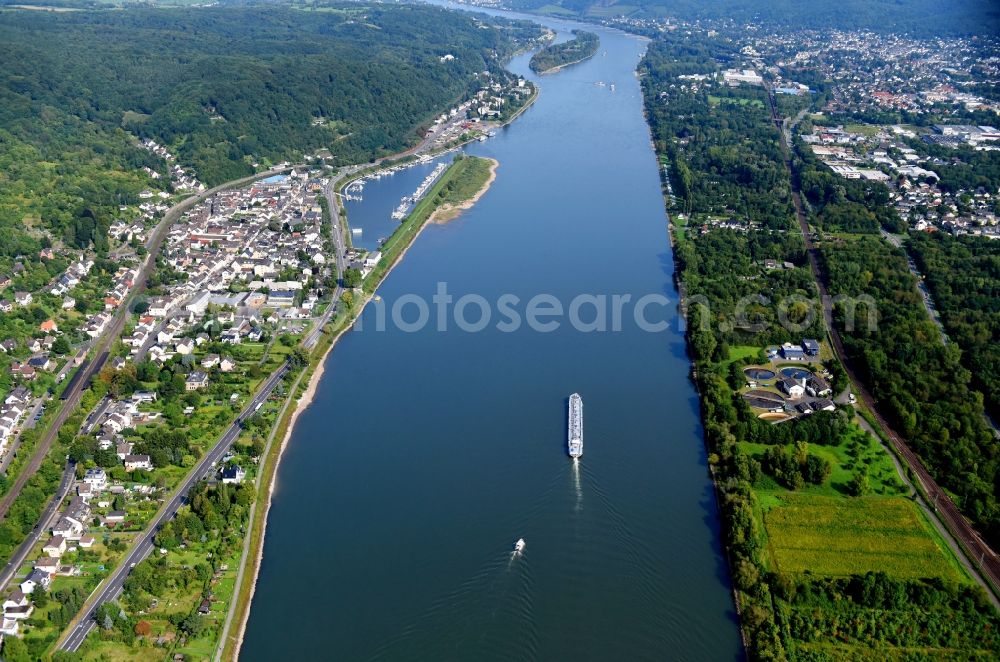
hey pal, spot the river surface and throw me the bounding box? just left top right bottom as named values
left=241, top=5, right=742, bottom=660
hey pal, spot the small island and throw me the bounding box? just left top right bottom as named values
left=529, top=30, right=600, bottom=74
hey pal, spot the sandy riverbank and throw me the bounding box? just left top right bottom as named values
left=228, top=294, right=370, bottom=657
left=536, top=54, right=592, bottom=75
left=430, top=157, right=499, bottom=224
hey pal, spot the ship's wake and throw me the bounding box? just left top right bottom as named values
left=369, top=545, right=538, bottom=661
left=572, top=458, right=583, bottom=513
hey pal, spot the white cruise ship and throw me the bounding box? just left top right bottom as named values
left=568, top=393, right=583, bottom=459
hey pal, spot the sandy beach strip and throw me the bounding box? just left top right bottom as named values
left=431, top=157, right=499, bottom=224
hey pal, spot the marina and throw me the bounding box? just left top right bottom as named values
left=392, top=162, right=448, bottom=220
left=339, top=154, right=453, bottom=251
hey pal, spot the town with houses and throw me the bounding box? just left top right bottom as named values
left=0, top=50, right=541, bottom=652
left=0, top=1, right=996, bottom=657
left=801, top=122, right=999, bottom=236
left=0, top=162, right=349, bottom=646
left=625, top=13, right=1000, bottom=239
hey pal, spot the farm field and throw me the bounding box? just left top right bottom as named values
left=762, top=493, right=966, bottom=582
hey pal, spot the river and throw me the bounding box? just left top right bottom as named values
left=240, top=5, right=742, bottom=660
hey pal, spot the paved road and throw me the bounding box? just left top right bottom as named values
left=0, top=394, right=114, bottom=597
left=59, top=365, right=289, bottom=652
left=82, top=397, right=112, bottom=436
left=765, top=82, right=1000, bottom=597
left=62, top=173, right=345, bottom=653
left=0, top=397, right=45, bottom=475
left=0, top=392, right=119, bottom=596
left=881, top=230, right=949, bottom=344
left=0, top=463, right=74, bottom=594
left=302, top=176, right=349, bottom=350
left=57, top=157, right=431, bottom=652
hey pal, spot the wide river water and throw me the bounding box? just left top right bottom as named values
left=241, top=5, right=742, bottom=660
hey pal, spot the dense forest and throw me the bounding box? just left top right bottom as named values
left=528, top=30, right=598, bottom=73
left=642, top=37, right=794, bottom=230
left=506, top=0, right=1000, bottom=37
left=0, top=4, right=538, bottom=252
left=820, top=237, right=1000, bottom=545
left=909, top=233, right=1000, bottom=419
left=642, top=35, right=821, bottom=353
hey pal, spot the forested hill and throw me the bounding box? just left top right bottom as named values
left=505, top=0, right=1000, bottom=37
left=0, top=4, right=537, bottom=253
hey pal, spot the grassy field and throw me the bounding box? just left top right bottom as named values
left=708, top=95, right=765, bottom=108
left=437, top=155, right=494, bottom=207
left=740, top=413, right=967, bottom=584
left=742, top=426, right=904, bottom=498
left=763, top=493, right=965, bottom=582
left=669, top=209, right=688, bottom=237
left=722, top=344, right=762, bottom=367
left=844, top=123, right=881, bottom=137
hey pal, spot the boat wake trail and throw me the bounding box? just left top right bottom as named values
left=582, top=464, right=662, bottom=611
left=368, top=546, right=539, bottom=661
left=572, top=458, right=583, bottom=513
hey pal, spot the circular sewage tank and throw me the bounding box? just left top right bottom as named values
left=779, top=367, right=812, bottom=380
left=744, top=367, right=776, bottom=381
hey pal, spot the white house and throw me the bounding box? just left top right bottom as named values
left=185, top=372, right=209, bottom=391
left=1, top=617, right=20, bottom=636
left=83, top=468, right=108, bottom=491
left=42, top=535, right=66, bottom=558
left=51, top=516, right=84, bottom=541
left=20, top=569, right=51, bottom=594
left=124, top=454, right=153, bottom=472
left=221, top=465, right=246, bottom=485
left=778, top=377, right=805, bottom=399
left=34, top=557, right=60, bottom=575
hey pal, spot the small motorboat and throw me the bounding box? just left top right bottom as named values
left=513, top=538, right=526, bottom=554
